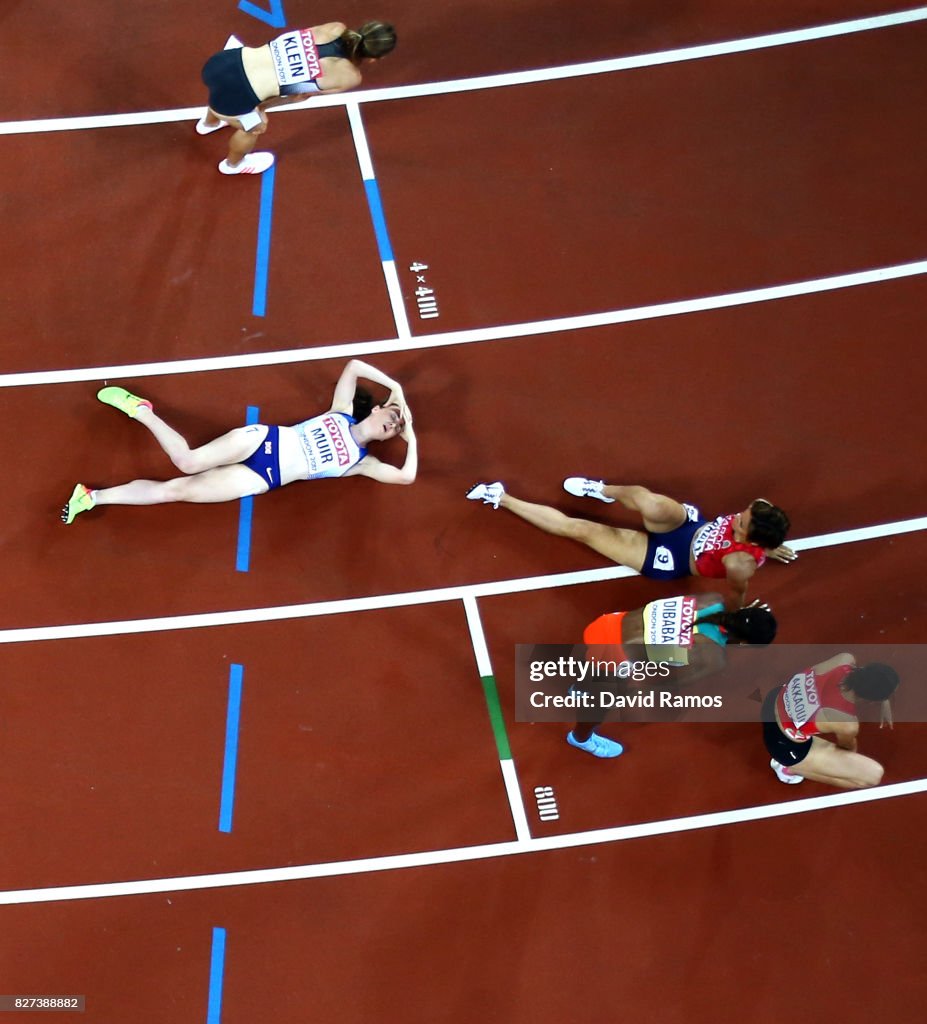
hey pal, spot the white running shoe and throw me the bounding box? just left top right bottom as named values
left=770, top=758, right=803, bottom=784
left=219, top=153, right=275, bottom=175
left=466, top=482, right=505, bottom=509
left=563, top=477, right=615, bottom=503
left=567, top=731, right=624, bottom=758
left=196, top=115, right=227, bottom=135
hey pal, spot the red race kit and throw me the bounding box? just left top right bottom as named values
left=775, top=663, right=856, bottom=741
left=691, top=514, right=766, bottom=578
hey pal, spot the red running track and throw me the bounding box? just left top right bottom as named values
left=0, top=3, right=925, bottom=1021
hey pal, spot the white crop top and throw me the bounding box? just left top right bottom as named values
left=293, top=413, right=366, bottom=479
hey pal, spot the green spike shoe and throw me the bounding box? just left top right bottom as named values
left=61, top=484, right=95, bottom=525
left=96, top=386, right=153, bottom=418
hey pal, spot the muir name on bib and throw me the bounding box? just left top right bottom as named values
left=295, top=413, right=361, bottom=479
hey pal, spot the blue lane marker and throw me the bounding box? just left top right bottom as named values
left=235, top=406, right=260, bottom=573
left=252, top=164, right=277, bottom=317
left=238, top=0, right=286, bottom=28
left=218, top=664, right=244, bottom=833
left=206, top=927, right=227, bottom=1024
left=363, top=178, right=395, bottom=262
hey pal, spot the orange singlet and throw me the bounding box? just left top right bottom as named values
left=583, top=610, right=629, bottom=665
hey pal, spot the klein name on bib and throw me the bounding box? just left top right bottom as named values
left=643, top=595, right=698, bottom=647
left=269, top=29, right=322, bottom=91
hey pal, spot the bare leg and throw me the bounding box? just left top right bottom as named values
left=217, top=109, right=269, bottom=168
left=199, top=106, right=271, bottom=169
left=133, top=407, right=267, bottom=475
left=201, top=108, right=225, bottom=129
left=500, top=493, right=648, bottom=570
left=226, top=127, right=259, bottom=167
left=572, top=660, right=624, bottom=742
left=600, top=484, right=688, bottom=533
left=791, top=739, right=885, bottom=790
left=93, top=465, right=268, bottom=507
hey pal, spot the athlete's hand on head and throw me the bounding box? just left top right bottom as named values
left=400, top=404, right=414, bottom=440
left=386, top=384, right=405, bottom=409
left=767, top=545, right=797, bottom=563
left=746, top=599, right=772, bottom=611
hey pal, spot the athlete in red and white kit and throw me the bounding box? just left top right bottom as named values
left=762, top=653, right=898, bottom=788
left=198, top=20, right=397, bottom=174
left=466, top=478, right=794, bottom=607
left=61, top=359, right=416, bottom=524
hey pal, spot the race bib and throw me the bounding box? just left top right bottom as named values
left=643, top=595, right=698, bottom=647
left=692, top=515, right=733, bottom=559
left=269, top=29, right=322, bottom=89
left=781, top=670, right=820, bottom=731
left=652, top=545, right=675, bottom=572
left=296, top=414, right=357, bottom=477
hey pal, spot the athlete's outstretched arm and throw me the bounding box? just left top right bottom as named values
left=349, top=421, right=418, bottom=485
left=722, top=552, right=757, bottom=609
left=330, top=359, right=405, bottom=414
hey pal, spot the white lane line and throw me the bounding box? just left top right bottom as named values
left=345, top=102, right=411, bottom=339
left=793, top=518, right=926, bottom=550
left=380, top=260, right=411, bottom=341
left=2, top=516, right=924, bottom=645
left=463, top=594, right=493, bottom=678
left=2, top=777, right=923, bottom=905
left=500, top=759, right=533, bottom=845
left=464, top=595, right=532, bottom=843
left=345, top=101, right=375, bottom=180
left=2, top=7, right=925, bottom=136
left=2, top=258, right=926, bottom=388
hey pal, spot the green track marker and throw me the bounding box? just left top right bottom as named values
left=480, top=675, right=511, bottom=760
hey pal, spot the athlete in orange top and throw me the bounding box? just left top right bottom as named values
left=570, top=595, right=777, bottom=757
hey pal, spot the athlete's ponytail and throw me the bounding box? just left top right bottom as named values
left=341, top=21, right=397, bottom=62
